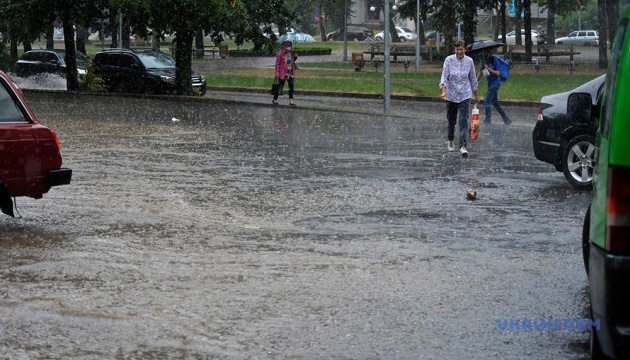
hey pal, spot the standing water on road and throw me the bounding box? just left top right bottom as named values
left=0, top=92, right=592, bottom=359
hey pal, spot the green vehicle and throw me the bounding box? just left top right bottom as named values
left=578, top=6, right=630, bottom=360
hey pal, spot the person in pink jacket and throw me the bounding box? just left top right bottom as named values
left=272, top=40, right=298, bottom=105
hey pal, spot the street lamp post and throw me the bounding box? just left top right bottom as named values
left=370, top=2, right=396, bottom=113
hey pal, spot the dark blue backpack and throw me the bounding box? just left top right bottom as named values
left=494, top=56, right=509, bottom=82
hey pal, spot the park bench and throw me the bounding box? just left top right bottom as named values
left=170, top=44, right=227, bottom=58
left=506, top=44, right=580, bottom=64
left=362, top=43, right=439, bottom=63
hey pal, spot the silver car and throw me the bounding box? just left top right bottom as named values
left=555, top=30, right=599, bottom=46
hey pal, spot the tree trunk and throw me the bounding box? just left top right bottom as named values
left=76, top=24, right=88, bottom=55
left=62, top=20, right=79, bottom=91
left=122, top=16, right=131, bottom=49
left=109, top=8, right=119, bottom=48
left=195, top=29, right=204, bottom=58
left=389, top=17, right=400, bottom=42
left=174, top=33, right=194, bottom=95
left=547, top=0, right=556, bottom=43
left=500, top=0, right=507, bottom=53
left=441, top=1, right=456, bottom=58
left=46, top=24, right=54, bottom=50
left=606, top=0, right=618, bottom=49
left=524, top=0, right=532, bottom=62
left=463, top=0, right=476, bottom=46
left=515, top=0, right=522, bottom=45
left=598, top=0, right=608, bottom=69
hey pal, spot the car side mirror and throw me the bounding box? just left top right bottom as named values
left=567, top=92, right=593, bottom=125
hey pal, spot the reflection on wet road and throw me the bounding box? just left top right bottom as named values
left=1, top=93, right=591, bottom=359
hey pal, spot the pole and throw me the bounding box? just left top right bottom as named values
left=415, top=0, right=420, bottom=73
left=343, top=0, right=348, bottom=62
left=384, top=1, right=391, bottom=113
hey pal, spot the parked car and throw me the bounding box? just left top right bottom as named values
left=326, top=26, right=373, bottom=41
left=503, top=29, right=545, bottom=45
left=262, top=26, right=296, bottom=39
left=15, top=49, right=89, bottom=80
left=532, top=74, right=605, bottom=190
left=555, top=30, right=599, bottom=46
left=0, top=70, right=71, bottom=217
left=374, top=27, right=418, bottom=42
left=581, top=7, right=630, bottom=360
left=92, top=49, right=206, bottom=95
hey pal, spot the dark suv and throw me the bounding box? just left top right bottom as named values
left=15, top=49, right=89, bottom=80
left=92, top=49, right=206, bottom=95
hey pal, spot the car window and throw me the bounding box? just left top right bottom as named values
left=578, top=31, right=586, bottom=37
left=97, top=54, right=115, bottom=66
left=137, top=52, right=175, bottom=69
left=0, top=81, right=27, bottom=123
left=21, top=52, right=35, bottom=61
left=602, top=19, right=627, bottom=137
left=119, top=54, right=139, bottom=69
left=569, top=31, right=577, bottom=37
left=45, top=53, right=59, bottom=63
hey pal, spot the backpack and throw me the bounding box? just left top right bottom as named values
left=494, top=56, right=509, bottom=82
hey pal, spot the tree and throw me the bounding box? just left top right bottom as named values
left=115, top=0, right=294, bottom=94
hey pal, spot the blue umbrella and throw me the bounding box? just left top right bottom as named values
left=277, top=32, right=316, bottom=44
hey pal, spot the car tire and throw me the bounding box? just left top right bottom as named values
left=399, top=38, right=405, bottom=42
left=561, top=135, right=596, bottom=191
left=557, top=41, right=564, bottom=45
left=582, top=204, right=591, bottom=277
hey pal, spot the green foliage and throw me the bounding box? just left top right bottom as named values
left=79, top=63, right=107, bottom=92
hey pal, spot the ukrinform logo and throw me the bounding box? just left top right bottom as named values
left=495, top=318, right=600, bottom=331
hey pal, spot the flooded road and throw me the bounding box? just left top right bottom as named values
left=2, top=92, right=591, bottom=359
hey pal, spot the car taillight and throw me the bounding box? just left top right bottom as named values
left=51, top=130, right=62, bottom=151
left=606, top=166, right=630, bottom=253
left=537, top=104, right=543, bottom=121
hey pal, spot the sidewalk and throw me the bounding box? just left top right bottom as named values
left=204, top=87, right=538, bottom=127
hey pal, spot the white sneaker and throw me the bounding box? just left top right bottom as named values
left=460, top=146, right=468, bottom=155
left=447, top=140, right=455, bottom=151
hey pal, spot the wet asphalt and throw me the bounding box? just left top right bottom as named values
left=0, top=89, right=593, bottom=359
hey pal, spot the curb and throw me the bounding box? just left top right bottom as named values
left=205, top=86, right=540, bottom=108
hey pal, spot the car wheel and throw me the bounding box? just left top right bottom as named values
left=557, top=41, right=564, bottom=45
left=561, top=135, right=596, bottom=191
left=582, top=204, right=591, bottom=277
left=399, top=38, right=406, bottom=42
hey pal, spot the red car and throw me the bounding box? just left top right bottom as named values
left=0, top=70, right=71, bottom=217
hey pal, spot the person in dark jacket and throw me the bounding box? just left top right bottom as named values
left=272, top=40, right=298, bottom=106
